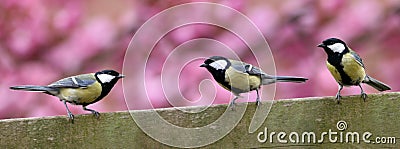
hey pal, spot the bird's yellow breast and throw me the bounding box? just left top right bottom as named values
left=326, top=61, right=342, bottom=83
left=224, top=67, right=261, bottom=93
left=326, top=53, right=366, bottom=85
left=58, top=82, right=102, bottom=104
left=342, top=53, right=366, bottom=84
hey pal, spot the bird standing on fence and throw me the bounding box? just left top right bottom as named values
left=10, top=70, right=124, bottom=122
left=200, top=56, right=308, bottom=109
left=317, top=38, right=391, bottom=103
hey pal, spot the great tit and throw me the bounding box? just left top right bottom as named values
left=200, top=56, right=308, bottom=108
left=317, top=38, right=391, bottom=103
left=10, top=69, right=124, bottom=122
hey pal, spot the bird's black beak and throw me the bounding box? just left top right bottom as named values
left=317, top=43, right=325, bottom=48
left=118, top=74, right=125, bottom=78
left=200, top=63, right=207, bottom=67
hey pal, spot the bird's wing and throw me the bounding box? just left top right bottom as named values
left=230, top=60, right=264, bottom=76
left=48, top=74, right=96, bottom=88
left=349, top=50, right=365, bottom=68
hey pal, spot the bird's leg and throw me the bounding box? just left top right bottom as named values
left=63, top=100, right=74, bottom=123
left=255, top=89, right=262, bottom=106
left=359, top=84, right=367, bottom=102
left=83, top=106, right=100, bottom=119
left=229, top=96, right=239, bottom=111
left=336, top=85, right=343, bottom=104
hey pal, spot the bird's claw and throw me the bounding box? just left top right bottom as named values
left=67, top=112, right=75, bottom=123
left=229, top=102, right=236, bottom=111
left=361, top=93, right=368, bottom=102
left=335, top=94, right=341, bottom=104
left=255, top=98, right=262, bottom=106
left=92, top=111, right=100, bottom=119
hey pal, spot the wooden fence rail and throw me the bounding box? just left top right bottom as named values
left=1, top=92, right=399, bottom=148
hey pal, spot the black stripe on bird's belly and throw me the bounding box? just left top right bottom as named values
left=328, top=54, right=354, bottom=85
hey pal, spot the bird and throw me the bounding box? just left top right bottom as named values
left=317, top=38, right=391, bottom=103
left=200, top=56, right=308, bottom=109
left=10, top=69, right=124, bottom=122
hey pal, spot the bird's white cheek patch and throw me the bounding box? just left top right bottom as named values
left=328, top=43, right=345, bottom=53
left=209, top=60, right=227, bottom=70
left=97, top=74, right=115, bottom=83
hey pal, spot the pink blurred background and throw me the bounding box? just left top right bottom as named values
left=1, top=0, right=399, bottom=119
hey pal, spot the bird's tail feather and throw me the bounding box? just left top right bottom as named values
left=363, top=76, right=391, bottom=91
left=262, top=75, right=308, bottom=85
left=10, top=85, right=56, bottom=92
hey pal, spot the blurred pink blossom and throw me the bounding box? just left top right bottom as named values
left=1, top=0, right=399, bottom=119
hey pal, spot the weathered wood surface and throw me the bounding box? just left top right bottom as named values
left=0, top=92, right=398, bottom=148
